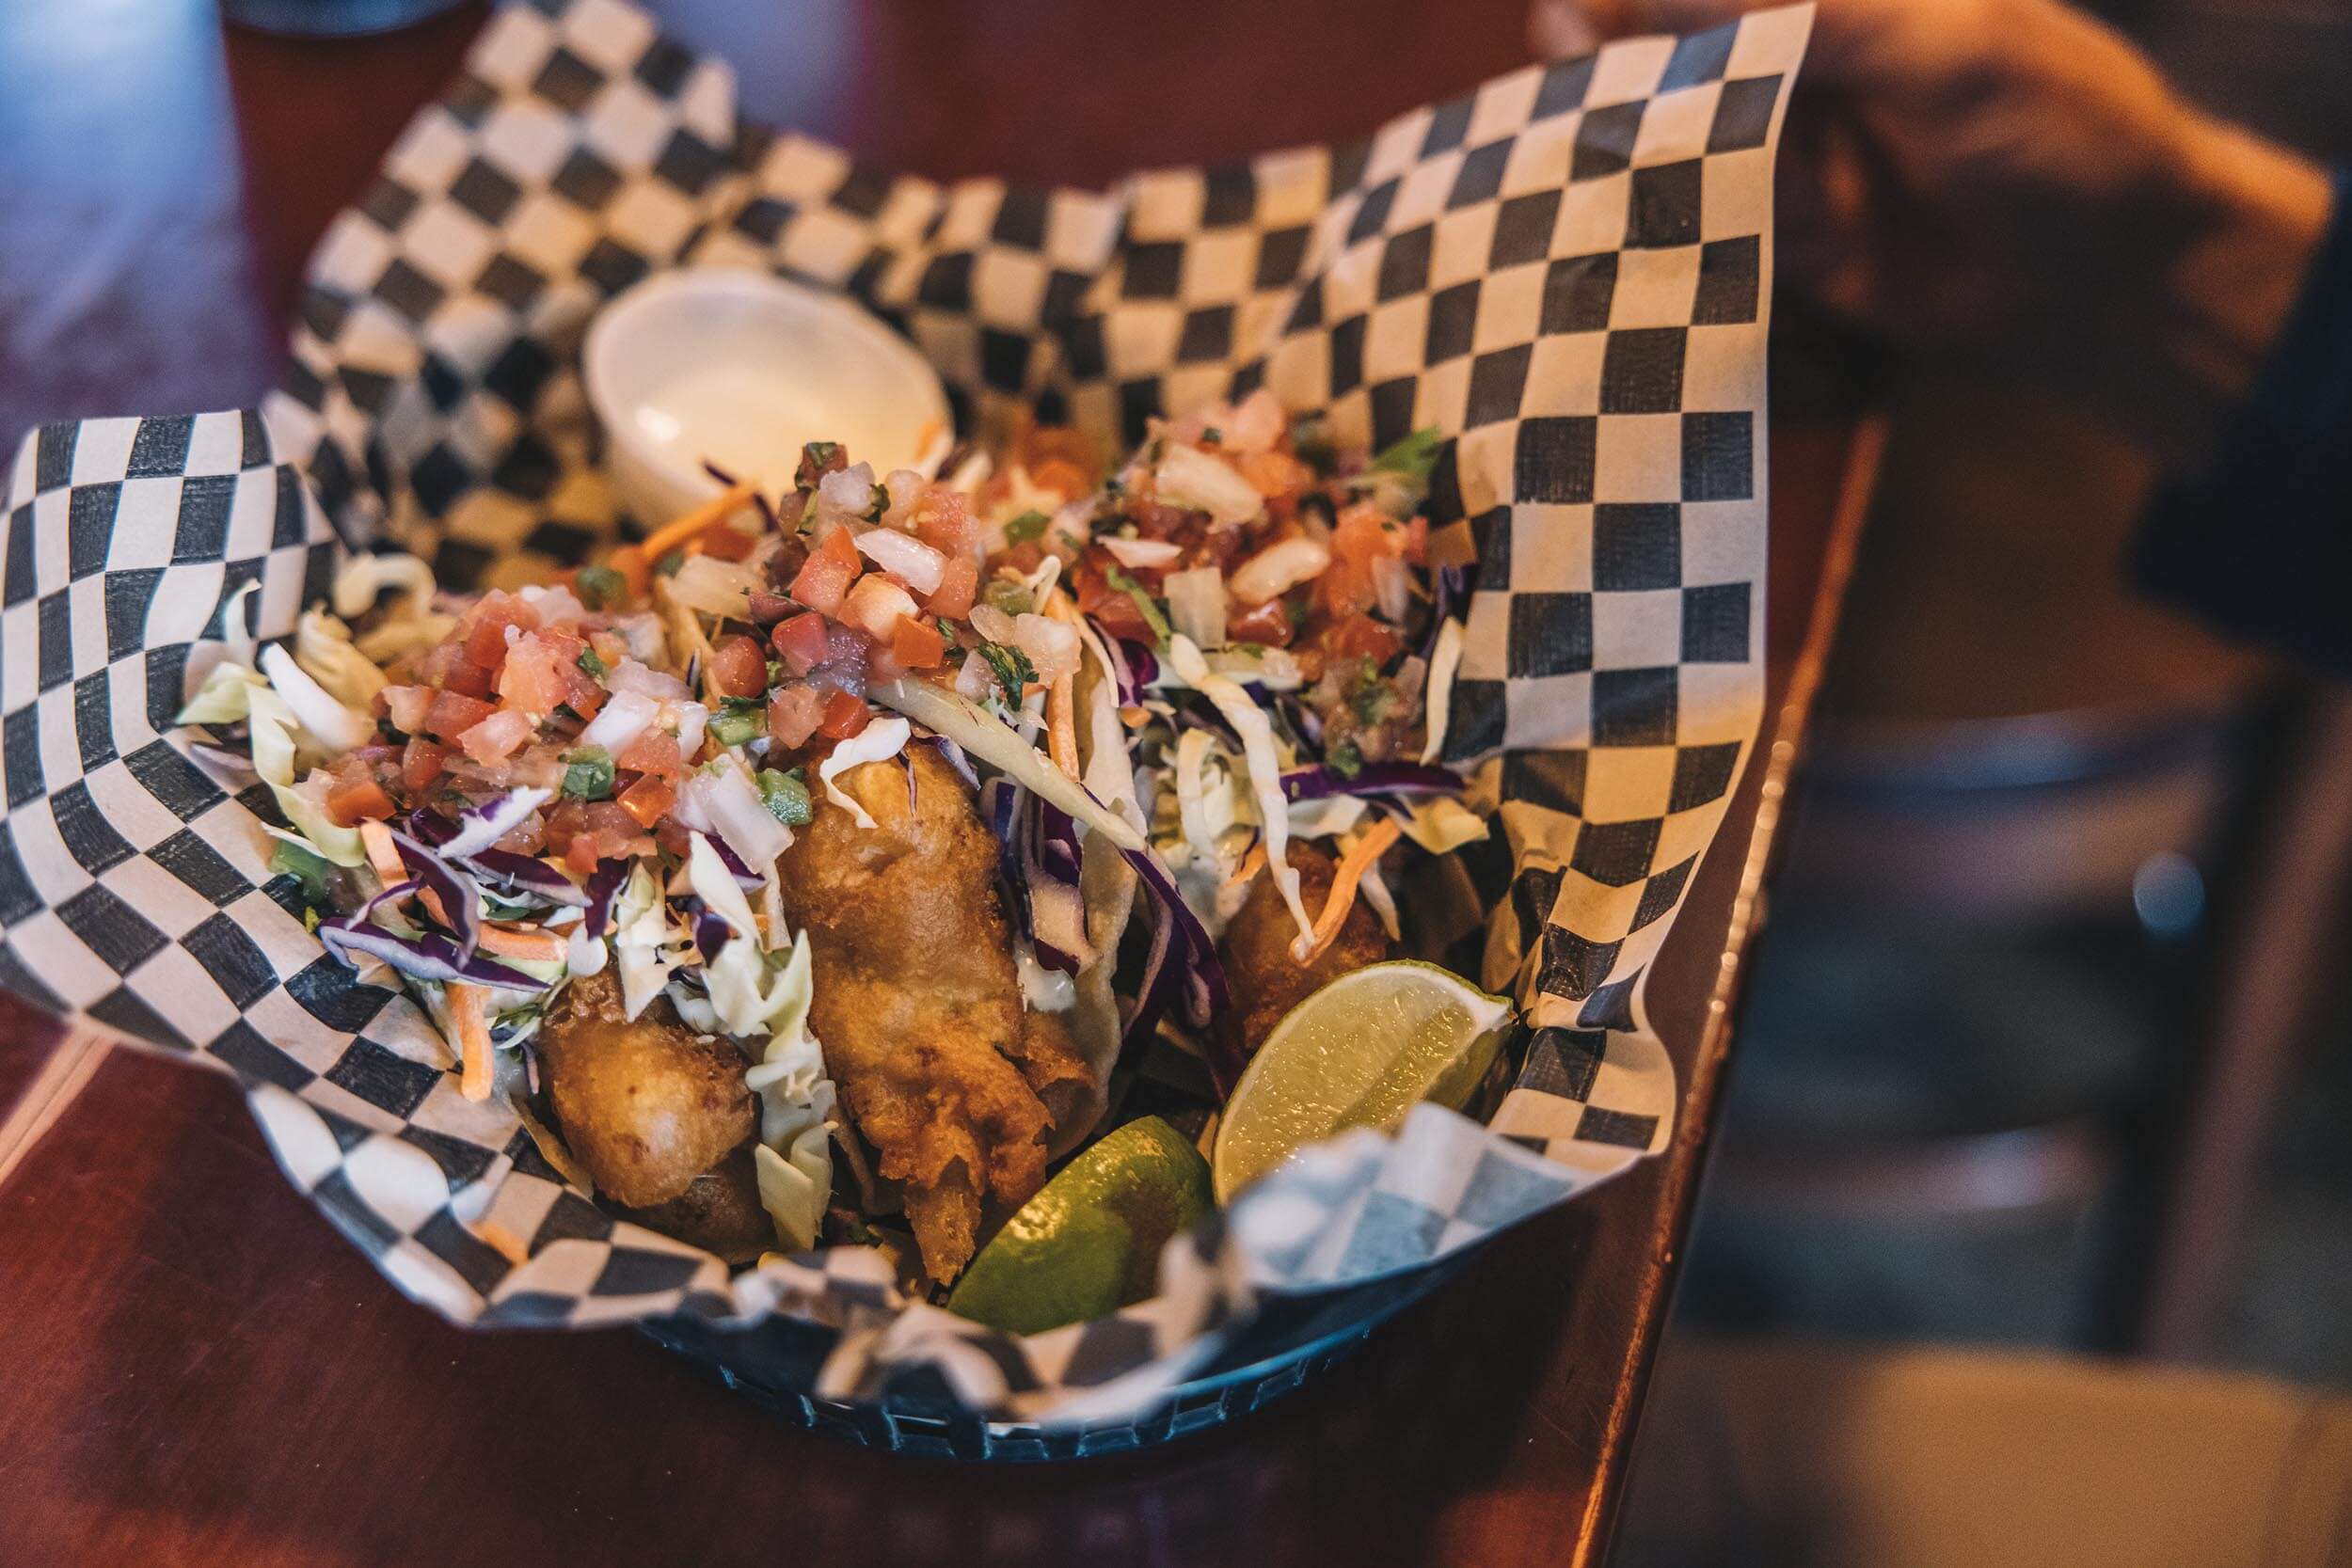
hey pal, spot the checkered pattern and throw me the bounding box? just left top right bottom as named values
left=0, top=0, right=1810, bottom=1424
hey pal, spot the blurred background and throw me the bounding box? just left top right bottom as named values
left=1661, top=0, right=2352, bottom=1386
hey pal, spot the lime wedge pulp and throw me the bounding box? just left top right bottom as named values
left=1211, top=960, right=1514, bottom=1205
left=946, top=1116, right=1214, bottom=1336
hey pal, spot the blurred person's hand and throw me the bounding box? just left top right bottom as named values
left=1531, top=0, right=2334, bottom=457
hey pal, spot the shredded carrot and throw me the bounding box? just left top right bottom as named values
left=1223, top=842, right=1267, bottom=894
left=607, top=545, right=651, bottom=597
left=475, top=1220, right=531, bottom=1266
left=448, top=982, right=494, bottom=1101
left=1046, top=673, right=1080, bottom=780
left=358, top=819, right=403, bottom=884
left=1294, top=818, right=1402, bottom=963
left=475, top=925, right=566, bottom=962
left=637, top=480, right=757, bottom=562
left=361, top=817, right=460, bottom=926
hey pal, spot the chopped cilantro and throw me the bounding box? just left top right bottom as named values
left=1200, top=427, right=1223, bottom=445
left=574, top=564, right=626, bottom=610
left=766, top=657, right=787, bottom=686
left=870, top=482, right=892, bottom=519
left=577, top=646, right=609, bottom=678
left=1002, top=510, right=1049, bottom=545
left=1327, top=737, right=1363, bottom=779
left=1370, top=426, right=1444, bottom=486
left=1104, top=565, right=1172, bottom=649
left=561, top=746, right=615, bottom=800
left=655, top=547, right=686, bottom=578
left=978, top=641, right=1038, bottom=702
left=269, top=838, right=334, bottom=903
left=758, top=767, right=813, bottom=826
left=1350, top=680, right=1394, bottom=724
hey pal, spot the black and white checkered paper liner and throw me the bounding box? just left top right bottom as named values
left=0, top=0, right=1807, bottom=1423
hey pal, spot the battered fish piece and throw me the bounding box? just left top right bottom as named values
left=1219, top=842, right=1396, bottom=1054
left=775, top=742, right=1064, bottom=1283
left=618, top=1145, right=771, bottom=1264
left=535, top=969, right=755, bottom=1211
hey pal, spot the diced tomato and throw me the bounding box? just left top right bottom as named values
left=614, top=728, right=686, bottom=784
left=708, top=633, right=769, bottom=698
left=441, top=658, right=495, bottom=700
left=547, top=800, right=653, bottom=876
left=496, top=631, right=571, bottom=715
left=1401, top=515, right=1429, bottom=565
left=423, top=690, right=499, bottom=743
left=922, top=554, right=977, bottom=620
left=494, top=813, right=546, bottom=855
left=457, top=709, right=534, bottom=765
left=1227, top=596, right=1295, bottom=647
left=999, top=539, right=1047, bottom=577
left=911, top=489, right=979, bottom=559
left=383, top=685, right=435, bottom=735
left=615, top=772, right=676, bottom=830
left=699, top=520, right=757, bottom=562
left=1074, top=562, right=1156, bottom=643
left=401, top=737, right=449, bottom=794
left=460, top=589, right=539, bottom=670
left=654, top=818, right=693, bottom=860
left=818, top=689, right=872, bottom=739
left=1238, top=449, right=1311, bottom=499
left=326, top=779, right=396, bottom=826
left=789, top=526, right=863, bottom=615
left=1027, top=457, right=1091, bottom=502
left=771, top=612, right=830, bottom=675
left=748, top=591, right=796, bottom=626
left=1318, top=503, right=1396, bottom=621
left=767, top=683, right=825, bottom=750
left=890, top=615, right=947, bottom=671
left=1321, top=612, right=1406, bottom=667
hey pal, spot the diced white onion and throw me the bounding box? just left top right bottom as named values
left=1099, top=535, right=1184, bottom=570
left=956, top=650, right=995, bottom=700
left=813, top=462, right=879, bottom=531
left=665, top=554, right=757, bottom=618
left=852, top=527, right=946, bottom=594
left=1013, top=612, right=1080, bottom=682
left=1229, top=534, right=1330, bottom=606
left=669, top=700, right=708, bottom=759
left=579, top=689, right=659, bottom=753
left=686, top=770, right=792, bottom=884
left=606, top=657, right=690, bottom=703
left=840, top=575, right=920, bottom=641
left=518, top=582, right=588, bottom=626
left=1154, top=443, right=1264, bottom=526
left=1372, top=554, right=1412, bottom=623
left=880, top=468, right=927, bottom=530
left=969, top=603, right=1018, bottom=644
left=1166, top=567, right=1227, bottom=649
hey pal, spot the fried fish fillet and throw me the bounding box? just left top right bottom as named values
left=535, top=968, right=762, bottom=1256
left=775, top=742, right=1068, bottom=1283
left=1218, top=841, right=1396, bottom=1054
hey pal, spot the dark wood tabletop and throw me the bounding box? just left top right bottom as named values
left=0, top=3, right=1877, bottom=1563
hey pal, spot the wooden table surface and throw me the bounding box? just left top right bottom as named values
left=0, top=3, right=1876, bottom=1563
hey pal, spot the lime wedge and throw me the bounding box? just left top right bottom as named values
left=1211, top=960, right=1514, bottom=1204
left=946, top=1116, right=1213, bottom=1335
